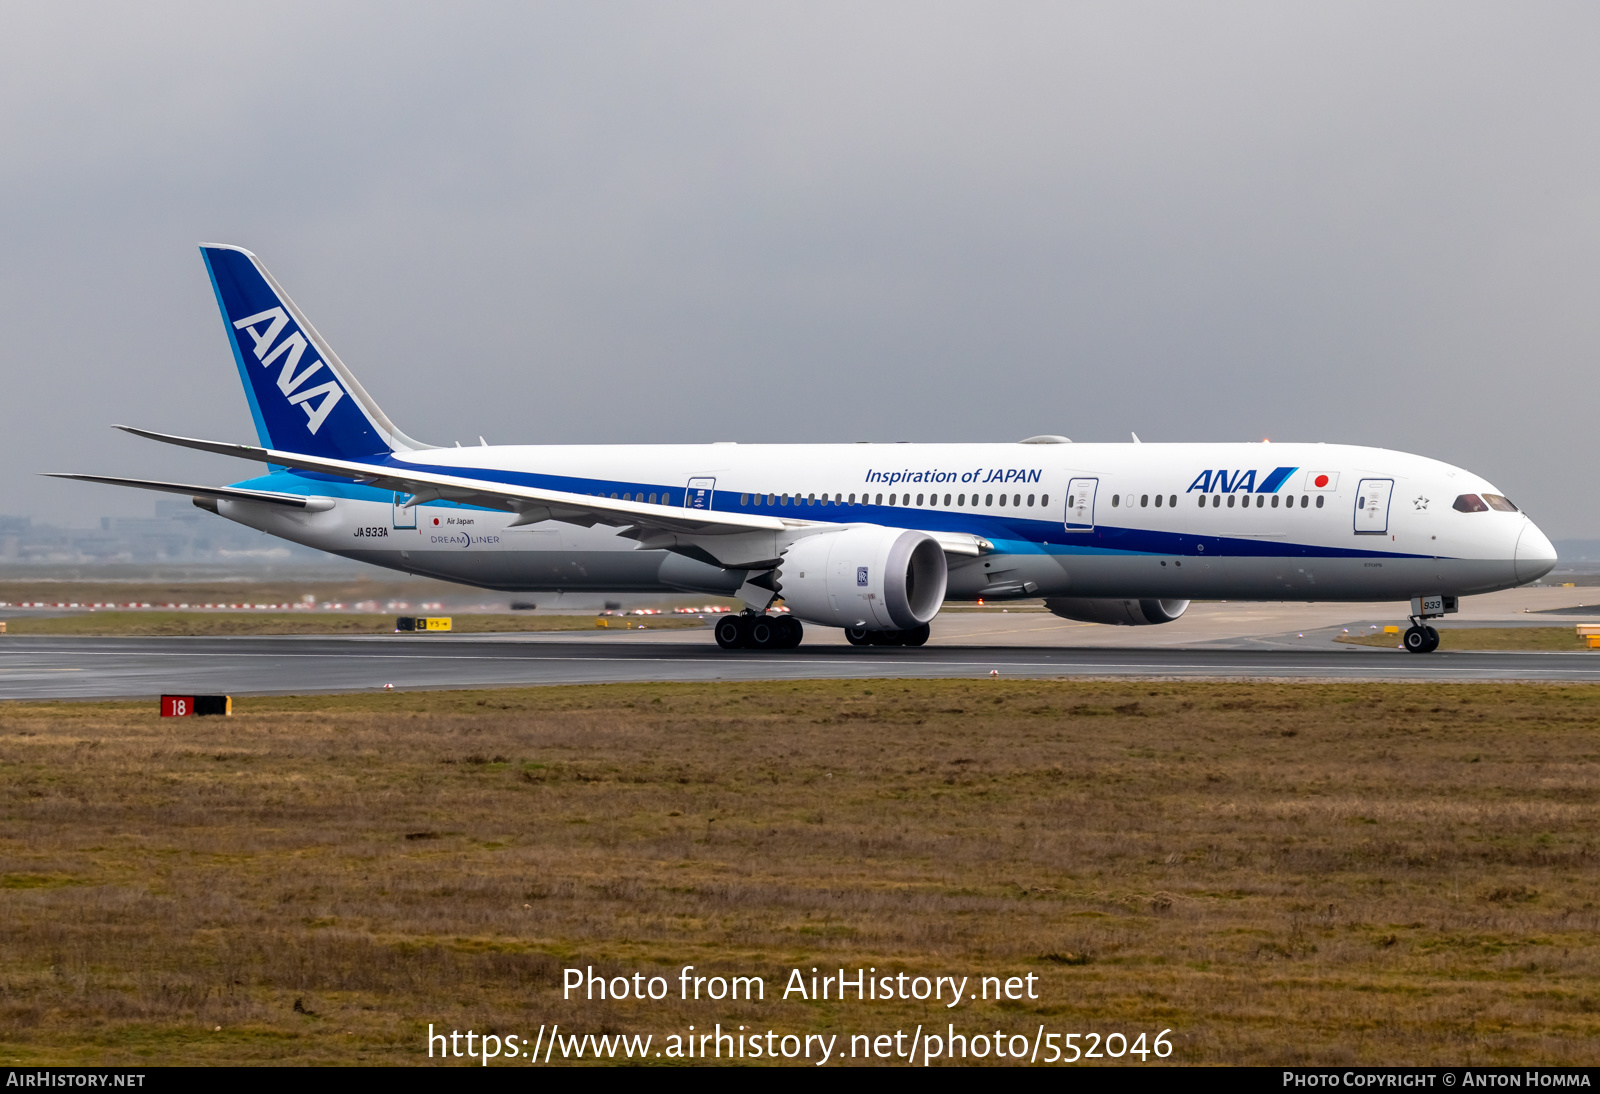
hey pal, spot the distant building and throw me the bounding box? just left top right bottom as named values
left=0, top=501, right=328, bottom=564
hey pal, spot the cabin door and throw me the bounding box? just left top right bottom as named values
left=1354, top=478, right=1393, bottom=534
left=684, top=477, right=716, bottom=510
left=1064, top=477, right=1098, bottom=532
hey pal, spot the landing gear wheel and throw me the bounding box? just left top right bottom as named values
left=901, top=623, right=931, bottom=647
left=777, top=616, right=803, bottom=649
left=714, top=615, right=747, bottom=650
left=747, top=615, right=783, bottom=650
left=844, top=626, right=872, bottom=646
left=871, top=629, right=905, bottom=646
left=1403, top=623, right=1442, bottom=653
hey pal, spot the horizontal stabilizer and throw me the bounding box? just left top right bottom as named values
left=43, top=473, right=329, bottom=509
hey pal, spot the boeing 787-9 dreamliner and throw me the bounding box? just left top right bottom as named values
left=51, top=245, right=1557, bottom=653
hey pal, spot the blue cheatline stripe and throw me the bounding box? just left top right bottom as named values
left=1256, top=466, right=1298, bottom=494
left=232, top=464, right=1443, bottom=564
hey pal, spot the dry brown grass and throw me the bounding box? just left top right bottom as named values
left=1, top=680, right=1598, bottom=1066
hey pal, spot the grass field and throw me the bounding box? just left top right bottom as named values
left=1336, top=627, right=1596, bottom=652
left=1, top=680, right=1597, bottom=1066
left=0, top=612, right=706, bottom=637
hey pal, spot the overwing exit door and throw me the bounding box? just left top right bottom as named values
left=1064, top=477, right=1098, bottom=531
left=1354, top=478, right=1393, bottom=534
left=685, top=477, right=716, bottom=510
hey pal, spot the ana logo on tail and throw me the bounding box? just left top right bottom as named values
left=231, top=307, right=345, bottom=434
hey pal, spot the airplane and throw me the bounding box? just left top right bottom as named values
left=50, top=244, right=1557, bottom=654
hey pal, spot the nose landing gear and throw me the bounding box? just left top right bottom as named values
left=1403, top=623, right=1440, bottom=654
left=1401, top=594, right=1454, bottom=653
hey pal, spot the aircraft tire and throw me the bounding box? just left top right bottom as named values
left=1423, top=625, right=1440, bottom=653
left=714, top=616, right=748, bottom=650
left=1403, top=625, right=1432, bottom=653
left=777, top=616, right=803, bottom=648
left=872, top=629, right=905, bottom=646
left=844, top=626, right=872, bottom=646
left=901, top=623, right=931, bottom=647
left=747, top=615, right=783, bottom=650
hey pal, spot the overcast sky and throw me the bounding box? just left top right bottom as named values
left=3, top=2, right=1598, bottom=534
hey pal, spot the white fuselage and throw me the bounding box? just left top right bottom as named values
left=210, top=440, right=1556, bottom=612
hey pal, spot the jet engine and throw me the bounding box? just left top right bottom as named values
left=1044, top=598, right=1190, bottom=626
left=774, top=527, right=947, bottom=630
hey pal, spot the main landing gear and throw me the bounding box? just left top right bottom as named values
left=1402, top=623, right=1440, bottom=654
left=843, top=623, right=931, bottom=647
left=714, top=613, right=804, bottom=650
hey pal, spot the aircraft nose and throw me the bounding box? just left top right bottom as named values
left=1515, top=521, right=1558, bottom=584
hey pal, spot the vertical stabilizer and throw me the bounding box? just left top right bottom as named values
left=200, top=244, right=429, bottom=458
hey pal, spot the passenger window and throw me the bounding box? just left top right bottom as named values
left=917, top=493, right=924, bottom=506
left=623, top=493, right=632, bottom=501
left=1153, top=494, right=1161, bottom=507
left=945, top=493, right=952, bottom=506
left=780, top=495, right=788, bottom=506
left=1227, top=495, right=1235, bottom=508
left=1112, top=494, right=1120, bottom=507
left=957, top=493, right=965, bottom=506
left=1041, top=494, right=1049, bottom=507
left=986, top=494, right=994, bottom=506
left=738, top=493, right=747, bottom=505
left=1300, top=495, right=1309, bottom=508
left=610, top=493, right=618, bottom=499
left=1026, top=494, right=1034, bottom=507
left=890, top=494, right=897, bottom=505
left=1140, top=494, right=1149, bottom=507
left=875, top=493, right=882, bottom=505
left=1270, top=495, right=1278, bottom=508
left=1213, top=495, right=1221, bottom=507
left=1169, top=495, right=1176, bottom=507
left=1256, top=495, right=1264, bottom=508
left=1483, top=493, right=1518, bottom=512
left=999, top=493, right=1007, bottom=507
left=1014, top=494, right=1021, bottom=506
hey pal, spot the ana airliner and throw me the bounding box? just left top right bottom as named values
left=52, top=245, right=1557, bottom=653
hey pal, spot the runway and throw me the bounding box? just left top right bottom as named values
left=6, top=629, right=1600, bottom=700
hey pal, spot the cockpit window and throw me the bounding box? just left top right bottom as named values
left=1482, top=493, right=1519, bottom=512
left=1453, top=494, right=1489, bottom=513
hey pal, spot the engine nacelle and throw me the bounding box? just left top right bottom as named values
left=1044, top=598, right=1190, bottom=626
left=775, top=527, right=947, bottom=630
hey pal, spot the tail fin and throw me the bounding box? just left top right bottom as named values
left=200, top=244, right=430, bottom=458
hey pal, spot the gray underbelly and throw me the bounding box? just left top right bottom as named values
left=336, top=548, right=745, bottom=595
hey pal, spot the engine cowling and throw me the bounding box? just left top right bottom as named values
left=1044, top=598, right=1190, bottom=626
left=774, top=527, right=948, bottom=630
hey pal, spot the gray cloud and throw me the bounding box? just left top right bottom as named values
left=3, top=2, right=1597, bottom=533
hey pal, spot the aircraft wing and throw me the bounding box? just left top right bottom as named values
left=42, top=473, right=331, bottom=509
left=100, top=426, right=994, bottom=556
left=110, top=425, right=808, bottom=537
